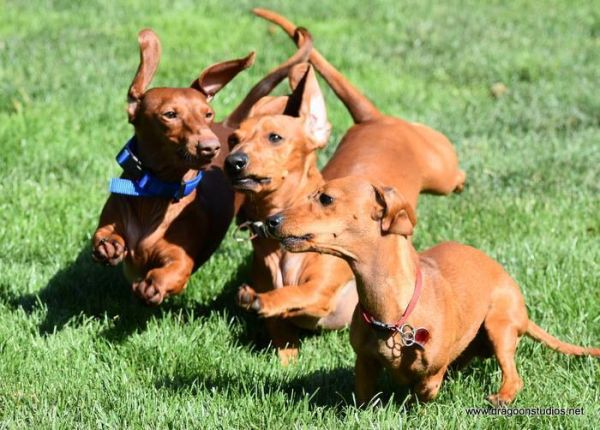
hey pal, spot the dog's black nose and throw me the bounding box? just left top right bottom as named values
left=225, top=152, right=249, bottom=176
left=266, top=213, right=283, bottom=232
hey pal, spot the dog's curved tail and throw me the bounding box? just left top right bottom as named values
left=253, top=8, right=382, bottom=124
left=526, top=320, right=600, bottom=356
left=224, top=27, right=313, bottom=129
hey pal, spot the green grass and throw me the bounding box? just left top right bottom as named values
left=1, top=0, right=599, bottom=428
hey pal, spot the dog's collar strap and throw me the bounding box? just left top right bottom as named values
left=359, top=268, right=430, bottom=347
left=108, top=136, right=203, bottom=201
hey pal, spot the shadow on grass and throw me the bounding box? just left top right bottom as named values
left=1, top=244, right=256, bottom=343
left=155, top=367, right=356, bottom=410
left=154, top=336, right=511, bottom=412
left=155, top=366, right=412, bottom=413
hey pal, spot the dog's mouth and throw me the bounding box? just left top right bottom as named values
left=177, top=148, right=215, bottom=168
left=231, top=175, right=272, bottom=190
left=279, top=233, right=314, bottom=251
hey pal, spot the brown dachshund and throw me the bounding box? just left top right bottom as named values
left=227, top=16, right=464, bottom=363
left=266, top=176, right=600, bottom=405
left=92, top=28, right=311, bottom=305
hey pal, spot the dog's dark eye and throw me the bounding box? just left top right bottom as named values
left=319, top=193, right=334, bottom=206
left=268, top=133, right=283, bottom=144
left=228, top=134, right=239, bottom=148
left=205, top=111, right=213, bottom=119
left=163, top=111, right=177, bottom=119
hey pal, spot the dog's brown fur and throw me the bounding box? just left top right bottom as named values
left=228, top=12, right=464, bottom=363
left=92, top=28, right=311, bottom=305
left=268, top=176, right=600, bottom=404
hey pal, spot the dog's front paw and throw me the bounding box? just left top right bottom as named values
left=92, top=236, right=126, bottom=266
left=133, top=276, right=165, bottom=306
left=236, top=284, right=262, bottom=313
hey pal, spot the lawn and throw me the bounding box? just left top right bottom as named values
left=0, top=0, right=599, bottom=428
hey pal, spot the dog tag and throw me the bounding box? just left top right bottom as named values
left=414, top=328, right=430, bottom=347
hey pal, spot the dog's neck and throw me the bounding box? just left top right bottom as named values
left=244, top=153, right=323, bottom=221
left=351, top=234, right=420, bottom=323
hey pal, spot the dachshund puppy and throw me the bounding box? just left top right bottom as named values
left=267, top=176, right=600, bottom=404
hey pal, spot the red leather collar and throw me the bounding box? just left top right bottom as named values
left=359, top=267, right=430, bottom=347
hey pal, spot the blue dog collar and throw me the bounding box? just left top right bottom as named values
left=108, top=136, right=203, bottom=201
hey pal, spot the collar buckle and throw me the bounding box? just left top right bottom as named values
left=116, top=137, right=144, bottom=179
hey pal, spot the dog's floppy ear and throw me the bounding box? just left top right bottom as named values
left=371, top=185, right=416, bottom=236
left=191, top=52, right=256, bottom=101
left=127, top=29, right=161, bottom=123
left=283, top=63, right=331, bottom=149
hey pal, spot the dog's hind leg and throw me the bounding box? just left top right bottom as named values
left=483, top=280, right=528, bottom=405
left=453, top=169, right=467, bottom=193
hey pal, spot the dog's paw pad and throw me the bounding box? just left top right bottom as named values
left=250, top=297, right=262, bottom=312
left=92, top=237, right=125, bottom=265
left=236, top=284, right=262, bottom=312
left=133, top=277, right=164, bottom=306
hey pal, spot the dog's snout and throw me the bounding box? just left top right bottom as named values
left=198, top=140, right=220, bottom=158
left=225, top=152, right=249, bottom=176
left=266, top=213, right=283, bottom=232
